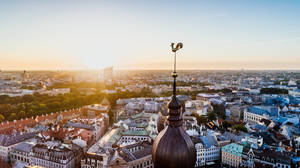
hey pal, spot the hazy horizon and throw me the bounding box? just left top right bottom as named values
left=0, top=68, right=300, bottom=72
left=1, top=0, right=300, bottom=70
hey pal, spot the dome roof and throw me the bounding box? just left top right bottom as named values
left=152, top=94, right=196, bottom=168
left=152, top=125, right=196, bottom=168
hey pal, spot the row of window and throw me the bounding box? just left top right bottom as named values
left=31, top=158, right=72, bottom=168
left=132, top=159, right=153, bottom=168
left=11, top=154, right=29, bottom=163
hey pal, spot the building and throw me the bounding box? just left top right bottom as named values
left=35, top=108, right=82, bottom=126
left=221, top=143, right=243, bottom=167
left=241, top=145, right=292, bottom=168
left=185, top=100, right=211, bottom=116
left=0, top=118, right=37, bottom=134
left=193, top=135, right=220, bottom=167
left=110, top=142, right=153, bottom=168
left=39, top=88, right=70, bottom=96
left=117, top=129, right=152, bottom=146
left=103, top=67, right=114, bottom=82
left=82, top=104, right=110, bottom=118
left=0, top=132, right=35, bottom=162
left=91, top=112, right=158, bottom=149
left=241, top=136, right=263, bottom=147
left=29, top=143, right=80, bottom=168
left=244, top=106, right=278, bottom=125
left=289, top=89, right=300, bottom=98
left=81, top=141, right=153, bottom=168
left=10, top=142, right=34, bottom=165
left=196, top=93, right=220, bottom=101
left=65, top=116, right=108, bottom=141
left=230, top=106, right=244, bottom=122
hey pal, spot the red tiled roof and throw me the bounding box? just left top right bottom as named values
left=0, top=109, right=82, bottom=134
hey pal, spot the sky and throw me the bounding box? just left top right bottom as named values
left=0, top=0, right=300, bottom=70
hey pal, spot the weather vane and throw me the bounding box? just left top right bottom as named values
left=170, top=42, right=183, bottom=95
left=170, top=43, right=183, bottom=73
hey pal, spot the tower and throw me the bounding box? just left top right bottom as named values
left=152, top=43, right=196, bottom=168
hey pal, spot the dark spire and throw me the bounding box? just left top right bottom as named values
left=168, top=42, right=183, bottom=127
left=152, top=43, right=196, bottom=168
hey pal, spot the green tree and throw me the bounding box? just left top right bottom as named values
left=23, top=94, right=35, bottom=102
left=0, top=104, right=13, bottom=118
left=260, top=88, right=288, bottom=94
left=19, top=110, right=26, bottom=119
left=222, top=121, right=232, bottom=129
left=191, top=113, right=207, bottom=125
left=28, top=109, right=34, bottom=117
left=207, top=111, right=216, bottom=121
left=233, top=124, right=247, bottom=132
left=0, top=114, right=5, bottom=122
left=8, top=113, right=17, bottom=121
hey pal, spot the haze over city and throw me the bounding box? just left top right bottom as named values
left=1, top=0, right=300, bottom=70
left=2, top=1, right=300, bottom=168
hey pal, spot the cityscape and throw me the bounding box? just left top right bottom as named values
left=1, top=1, right=300, bottom=168
left=1, top=68, right=300, bottom=168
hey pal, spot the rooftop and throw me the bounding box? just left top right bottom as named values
left=222, top=143, right=243, bottom=157
left=0, top=132, right=35, bottom=147
left=12, top=141, right=35, bottom=153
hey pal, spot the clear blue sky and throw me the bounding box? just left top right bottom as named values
left=0, top=0, right=300, bottom=70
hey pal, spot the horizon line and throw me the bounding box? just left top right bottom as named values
left=2, top=68, right=300, bottom=72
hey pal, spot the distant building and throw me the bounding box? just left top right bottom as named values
left=65, top=116, right=108, bottom=141
left=289, top=89, right=300, bottom=98
left=0, top=118, right=37, bottom=134
left=185, top=100, right=211, bottom=116
left=230, top=106, right=245, bottom=122
left=38, top=88, right=70, bottom=96
left=196, top=93, right=219, bottom=101
left=243, top=106, right=278, bottom=125
left=82, top=104, right=110, bottom=118
left=104, top=67, right=113, bottom=82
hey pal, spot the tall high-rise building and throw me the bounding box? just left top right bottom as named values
left=104, top=66, right=113, bottom=81
left=98, top=67, right=114, bottom=83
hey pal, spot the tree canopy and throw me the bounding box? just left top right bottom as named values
left=260, top=88, right=288, bottom=94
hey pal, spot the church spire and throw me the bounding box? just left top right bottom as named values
left=152, top=43, right=196, bottom=168
left=168, top=42, right=183, bottom=127
left=170, top=42, right=182, bottom=95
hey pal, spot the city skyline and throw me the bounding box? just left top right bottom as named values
left=1, top=0, right=300, bottom=70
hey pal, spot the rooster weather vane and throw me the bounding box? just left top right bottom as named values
left=170, top=42, right=183, bottom=73
left=170, top=42, right=183, bottom=95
